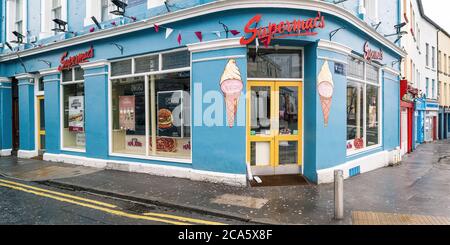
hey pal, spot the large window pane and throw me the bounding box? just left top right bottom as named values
left=148, top=72, right=191, bottom=159
left=279, top=86, right=298, bottom=135
left=250, top=86, right=271, bottom=135
left=247, top=48, right=302, bottom=79
left=366, top=64, right=379, bottom=84
left=112, top=77, right=146, bottom=155
left=366, top=85, right=379, bottom=147
left=63, top=83, right=85, bottom=150
left=135, top=55, right=158, bottom=74
left=347, top=81, right=364, bottom=152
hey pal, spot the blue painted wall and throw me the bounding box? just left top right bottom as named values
left=0, top=82, right=12, bottom=150
left=43, top=74, right=61, bottom=154
left=18, top=80, right=34, bottom=151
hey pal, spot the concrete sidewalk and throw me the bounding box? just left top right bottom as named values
left=1, top=140, right=450, bottom=225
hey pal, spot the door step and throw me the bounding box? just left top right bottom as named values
left=250, top=174, right=310, bottom=187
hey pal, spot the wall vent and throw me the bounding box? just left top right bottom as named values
left=349, top=166, right=361, bottom=177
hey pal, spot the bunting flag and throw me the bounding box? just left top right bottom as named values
left=213, top=31, right=221, bottom=38
left=230, top=30, right=240, bottom=36
left=165, top=28, right=174, bottom=39
left=177, top=33, right=182, bottom=45
left=154, top=24, right=159, bottom=32
left=195, top=31, right=203, bottom=42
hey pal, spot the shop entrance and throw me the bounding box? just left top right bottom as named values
left=37, top=96, right=46, bottom=154
left=247, top=81, right=303, bottom=176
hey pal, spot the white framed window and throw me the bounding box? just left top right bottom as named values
left=364, top=0, right=379, bottom=23
left=60, top=67, right=86, bottom=152
left=432, top=46, right=436, bottom=69
left=109, top=49, right=192, bottom=163
left=85, top=0, right=129, bottom=26
left=148, top=0, right=165, bottom=9
left=6, top=0, right=27, bottom=43
left=40, top=0, right=67, bottom=39
left=346, top=56, right=382, bottom=155
left=426, top=43, right=430, bottom=67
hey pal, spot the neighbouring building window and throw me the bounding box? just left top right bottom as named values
left=364, top=0, right=379, bottom=22
left=346, top=57, right=380, bottom=154
left=426, top=78, right=429, bottom=98
left=426, top=43, right=429, bottom=67
left=439, top=51, right=442, bottom=72
left=6, top=0, right=26, bottom=42
left=444, top=54, right=448, bottom=74
left=148, top=0, right=165, bottom=9
left=40, top=0, right=67, bottom=38
left=432, top=79, right=436, bottom=99
left=432, top=47, right=436, bottom=69
left=110, top=50, right=191, bottom=160
left=247, top=48, right=303, bottom=79
left=61, top=67, right=86, bottom=151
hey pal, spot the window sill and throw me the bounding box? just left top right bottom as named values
left=61, top=147, right=86, bottom=153
left=346, top=144, right=382, bottom=158
left=109, top=152, right=193, bottom=165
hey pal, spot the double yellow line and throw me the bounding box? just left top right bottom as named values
left=0, top=178, right=225, bottom=225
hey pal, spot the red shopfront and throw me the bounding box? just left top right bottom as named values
left=400, top=80, right=415, bottom=156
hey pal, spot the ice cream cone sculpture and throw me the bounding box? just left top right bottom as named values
left=317, top=61, right=334, bottom=127
left=220, top=59, right=243, bottom=128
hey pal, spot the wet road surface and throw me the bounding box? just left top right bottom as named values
left=0, top=176, right=251, bottom=225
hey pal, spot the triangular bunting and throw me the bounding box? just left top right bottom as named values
left=213, top=31, right=221, bottom=38
left=165, top=28, right=174, bottom=39
left=177, top=33, right=182, bottom=45
left=195, top=31, right=203, bottom=42
left=230, top=30, right=240, bottom=36
left=154, top=24, right=159, bottom=32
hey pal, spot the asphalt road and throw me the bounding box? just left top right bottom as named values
left=0, top=176, right=249, bottom=225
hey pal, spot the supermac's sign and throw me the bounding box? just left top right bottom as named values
left=363, top=42, right=383, bottom=62
left=240, top=12, right=326, bottom=46
left=58, top=47, right=94, bottom=71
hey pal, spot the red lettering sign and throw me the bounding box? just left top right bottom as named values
left=58, top=47, right=94, bottom=71
left=363, top=42, right=383, bottom=62
left=240, top=12, right=326, bottom=46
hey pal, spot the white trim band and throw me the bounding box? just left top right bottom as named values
left=43, top=153, right=247, bottom=187
left=187, top=37, right=244, bottom=53
left=18, top=150, right=39, bottom=159
left=192, top=55, right=247, bottom=63
left=0, top=149, right=12, bottom=157
left=317, top=39, right=353, bottom=55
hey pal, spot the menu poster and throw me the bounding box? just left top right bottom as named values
left=119, top=96, right=136, bottom=131
left=69, top=96, right=84, bottom=132
left=157, top=91, right=183, bottom=138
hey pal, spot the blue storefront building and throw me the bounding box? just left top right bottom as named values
left=0, top=0, right=405, bottom=186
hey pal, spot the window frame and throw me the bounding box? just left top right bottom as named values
left=60, top=67, right=86, bottom=153
left=346, top=55, right=383, bottom=156
left=108, top=48, right=192, bottom=164
left=6, top=0, right=27, bottom=44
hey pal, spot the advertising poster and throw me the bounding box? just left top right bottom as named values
left=157, top=91, right=183, bottom=138
left=119, top=96, right=136, bottom=131
left=69, top=96, right=84, bottom=132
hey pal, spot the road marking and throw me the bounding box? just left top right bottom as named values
left=0, top=178, right=117, bottom=209
left=143, top=212, right=226, bottom=225
left=0, top=182, right=191, bottom=225
left=0, top=178, right=227, bottom=225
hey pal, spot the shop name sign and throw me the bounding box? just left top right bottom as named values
left=363, top=42, right=383, bottom=62
left=58, top=47, right=94, bottom=71
left=240, top=12, right=326, bottom=46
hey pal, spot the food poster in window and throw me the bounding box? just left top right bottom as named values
left=157, top=90, right=183, bottom=138
left=119, top=96, right=136, bottom=131
left=125, top=135, right=146, bottom=153
left=68, top=96, right=84, bottom=132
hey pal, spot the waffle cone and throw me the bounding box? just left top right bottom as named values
left=224, top=93, right=240, bottom=128
left=320, top=95, right=332, bottom=127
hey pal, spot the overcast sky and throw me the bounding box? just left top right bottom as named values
left=421, top=0, right=450, bottom=33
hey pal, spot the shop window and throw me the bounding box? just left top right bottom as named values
left=61, top=68, right=86, bottom=151
left=346, top=58, right=380, bottom=154
left=247, top=48, right=303, bottom=79
left=110, top=50, right=191, bottom=160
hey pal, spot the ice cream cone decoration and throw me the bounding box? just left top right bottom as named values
left=317, top=61, right=334, bottom=127
left=220, top=59, right=243, bottom=128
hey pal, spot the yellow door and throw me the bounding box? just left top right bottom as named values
left=247, top=81, right=303, bottom=176
left=37, top=96, right=46, bottom=153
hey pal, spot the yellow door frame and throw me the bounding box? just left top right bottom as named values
left=246, top=81, right=303, bottom=169
left=37, top=96, right=46, bottom=151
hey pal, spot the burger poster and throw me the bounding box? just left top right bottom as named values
left=68, top=96, right=84, bottom=132
left=119, top=96, right=136, bottom=131
left=157, top=91, right=183, bottom=138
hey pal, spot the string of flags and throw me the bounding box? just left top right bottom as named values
left=151, top=23, right=241, bottom=45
